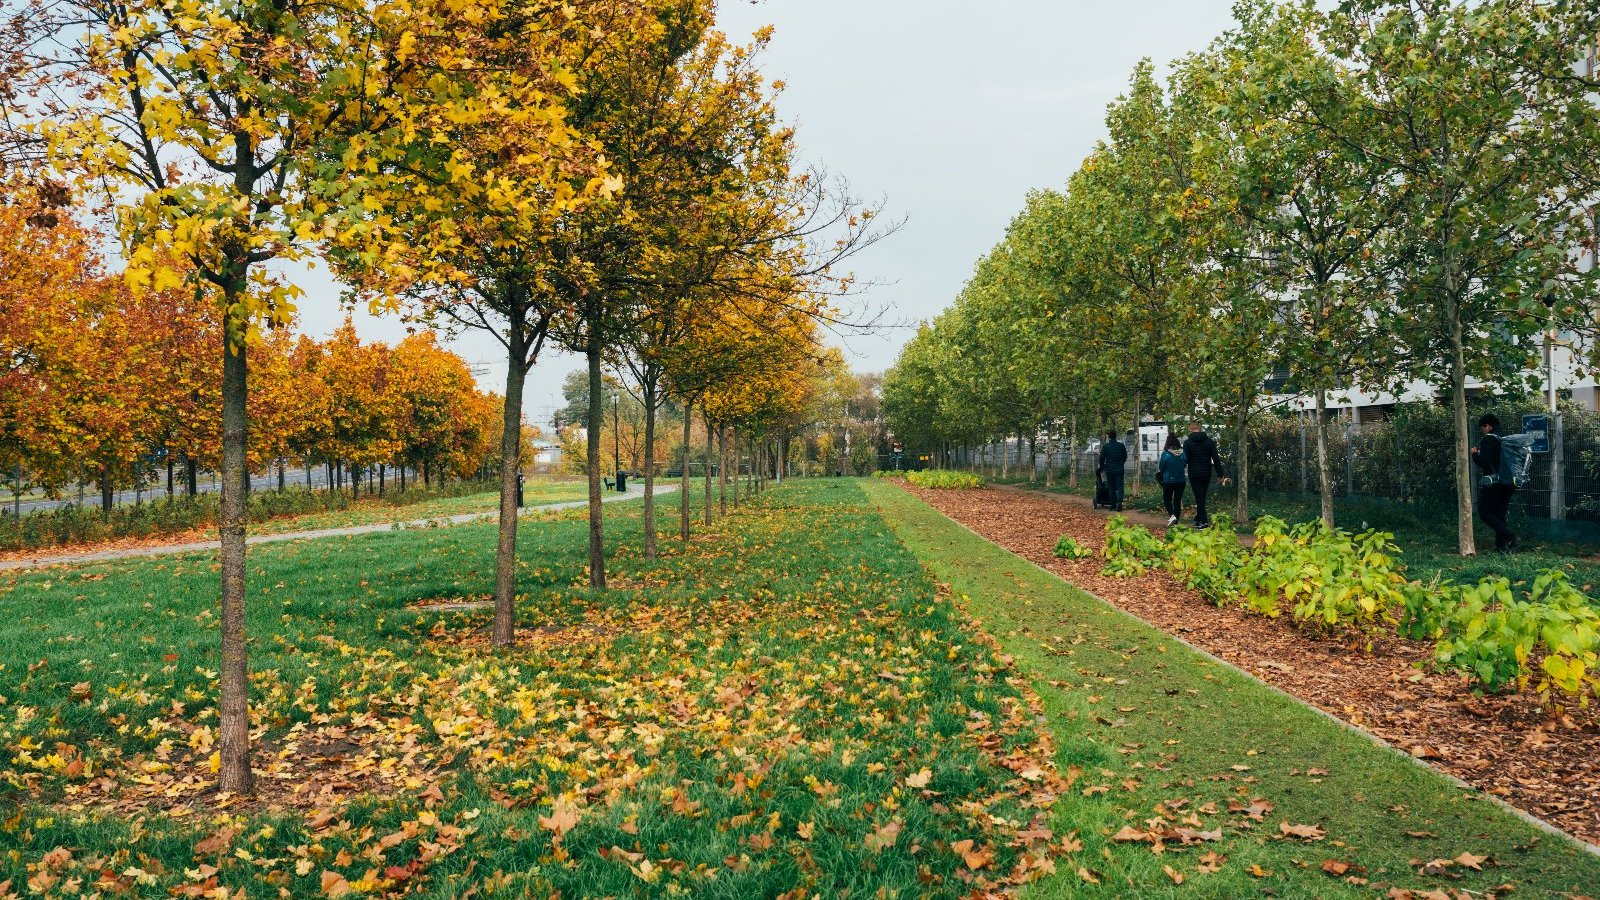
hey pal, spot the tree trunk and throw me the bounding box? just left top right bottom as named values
left=492, top=354, right=526, bottom=647
left=99, top=469, right=112, bottom=516
left=681, top=398, right=693, bottom=541
left=378, top=464, right=385, bottom=497
left=217, top=326, right=253, bottom=796
left=186, top=456, right=198, bottom=497
left=718, top=425, right=728, bottom=515
left=1068, top=415, right=1079, bottom=489
left=1448, top=299, right=1477, bottom=556
left=704, top=415, right=715, bottom=526
left=278, top=460, right=285, bottom=492
left=1130, top=393, right=1143, bottom=498
left=399, top=465, right=406, bottom=492
left=586, top=340, right=606, bottom=588
left=642, top=382, right=658, bottom=560
left=1315, top=387, right=1335, bottom=529
left=1028, top=432, right=1038, bottom=484
left=730, top=426, right=740, bottom=507
left=1235, top=387, right=1251, bottom=524
left=167, top=457, right=175, bottom=499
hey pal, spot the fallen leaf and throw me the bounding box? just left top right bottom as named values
left=320, top=870, right=350, bottom=898
left=1279, top=821, right=1326, bottom=841
left=1163, top=864, right=1184, bottom=885
left=905, top=768, right=932, bottom=789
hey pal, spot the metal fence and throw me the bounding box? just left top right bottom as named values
left=916, top=403, right=1600, bottom=543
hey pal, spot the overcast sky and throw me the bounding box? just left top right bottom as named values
left=292, top=0, right=1240, bottom=430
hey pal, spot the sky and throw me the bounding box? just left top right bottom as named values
left=292, top=0, right=1241, bottom=430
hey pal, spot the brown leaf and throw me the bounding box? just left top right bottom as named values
left=1163, top=864, right=1184, bottom=885
left=539, top=799, right=580, bottom=840
left=1076, top=866, right=1100, bottom=884
left=1197, top=851, right=1226, bottom=874
left=1279, top=821, right=1326, bottom=841
left=1111, top=826, right=1149, bottom=843
left=864, top=820, right=901, bottom=852
left=905, top=768, right=932, bottom=789
left=1247, top=863, right=1273, bottom=878
left=950, top=839, right=992, bottom=870
left=192, top=828, right=236, bottom=856
left=1320, top=859, right=1353, bottom=876
left=320, top=870, right=350, bottom=898
left=1454, top=851, right=1487, bottom=871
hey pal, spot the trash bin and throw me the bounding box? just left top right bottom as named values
left=616, top=471, right=627, bottom=492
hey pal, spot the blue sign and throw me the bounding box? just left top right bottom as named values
left=1523, top=414, right=1550, bottom=453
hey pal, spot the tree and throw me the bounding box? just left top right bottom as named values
left=14, top=0, right=522, bottom=790
left=1329, top=0, right=1600, bottom=553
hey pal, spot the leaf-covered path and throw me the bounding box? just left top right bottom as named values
left=881, top=481, right=1600, bottom=848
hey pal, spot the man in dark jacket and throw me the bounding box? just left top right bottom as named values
left=1097, top=430, right=1128, bottom=512
left=1182, top=422, right=1226, bottom=528
left=1470, top=413, right=1517, bottom=552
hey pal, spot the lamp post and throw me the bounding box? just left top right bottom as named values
left=612, top=393, right=621, bottom=492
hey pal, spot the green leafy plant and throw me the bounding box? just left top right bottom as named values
left=1101, top=515, right=1165, bottom=576
left=1163, top=521, right=1245, bottom=604
left=1431, top=571, right=1600, bottom=705
left=1232, top=517, right=1406, bottom=633
left=906, top=470, right=984, bottom=489
left=1052, top=534, right=1093, bottom=560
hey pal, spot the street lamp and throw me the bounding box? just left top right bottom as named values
left=612, top=393, right=621, bottom=491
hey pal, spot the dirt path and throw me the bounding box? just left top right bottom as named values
left=900, top=482, right=1600, bottom=846
left=0, top=484, right=671, bottom=572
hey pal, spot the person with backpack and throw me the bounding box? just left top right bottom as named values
left=1182, top=422, right=1227, bottom=529
left=1470, top=413, right=1520, bottom=552
left=1097, top=430, right=1128, bottom=512
left=1159, top=433, right=1187, bottom=526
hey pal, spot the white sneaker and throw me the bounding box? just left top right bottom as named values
left=1167, top=515, right=1178, bottom=526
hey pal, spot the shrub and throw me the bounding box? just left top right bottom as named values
left=1052, top=534, right=1092, bottom=560
left=1101, top=515, right=1164, bottom=576
left=1233, top=517, right=1406, bottom=633
left=906, top=470, right=983, bottom=489
left=1164, top=521, right=1245, bottom=604
left=872, top=470, right=906, bottom=479
left=1429, top=571, right=1600, bottom=705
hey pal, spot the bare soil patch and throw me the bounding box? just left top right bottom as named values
left=899, top=482, right=1600, bottom=846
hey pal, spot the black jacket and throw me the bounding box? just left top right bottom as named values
left=1474, top=433, right=1501, bottom=477
left=1182, top=431, right=1224, bottom=478
left=1098, top=438, right=1127, bottom=474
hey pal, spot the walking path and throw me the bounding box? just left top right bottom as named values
left=0, top=484, right=672, bottom=572
left=992, top=482, right=1257, bottom=544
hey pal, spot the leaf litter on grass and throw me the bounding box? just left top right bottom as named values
left=0, top=481, right=1070, bottom=897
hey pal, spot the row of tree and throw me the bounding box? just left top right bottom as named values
left=884, top=0, right=1600, bottom=555
left=2, top=0, right=880, bottom=791
left=1, top=195, right=506, bottom=510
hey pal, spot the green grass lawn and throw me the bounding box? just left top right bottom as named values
left=0, top=481, right=1054, bottom=897
left=865, top=479, right=1600, bottom=897
left=990, top=474, right=1600, bottom=594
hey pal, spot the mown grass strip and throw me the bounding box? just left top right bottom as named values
left=865, top=479, right=1600, bottom=898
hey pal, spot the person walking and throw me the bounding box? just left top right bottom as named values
left=1182, top=422, right=1226, bottom=529
left=1158, top=433, right=1187, bottom=526
left=1097, top=430, right=1128, bottom=512
left=1471, top=413, right=1518, bottom=552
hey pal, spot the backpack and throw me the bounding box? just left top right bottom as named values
left=1492, top=433, right=1534, bottom=489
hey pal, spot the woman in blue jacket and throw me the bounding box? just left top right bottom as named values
left=1158, top=434, right=1187, bottom=526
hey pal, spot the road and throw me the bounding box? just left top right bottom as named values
left=1, top=483, right=668, bottom=572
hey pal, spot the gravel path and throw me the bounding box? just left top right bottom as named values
left=0, top=484, right=672, bottom=572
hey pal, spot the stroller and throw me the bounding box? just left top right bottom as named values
left=1092, top=476, right=1112, bottom=510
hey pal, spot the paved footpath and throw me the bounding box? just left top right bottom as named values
left=0, top=484, right=674, bottom=572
